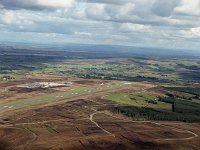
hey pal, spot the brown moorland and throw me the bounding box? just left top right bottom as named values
left=0, top=98, right=199, bottom=150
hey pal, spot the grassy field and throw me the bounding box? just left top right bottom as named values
left=106, top=86, right=200, bottom=122
left=105, top=93, right=171, bottom=111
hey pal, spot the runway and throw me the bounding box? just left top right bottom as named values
left=0, top=82, right=126, bottom=112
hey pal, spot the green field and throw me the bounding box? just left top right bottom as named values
left=105, top=93, right=171, bottom=111
left=106, top=89, right=200, bottom=122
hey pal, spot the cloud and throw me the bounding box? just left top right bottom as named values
left=80, top=0, right=133, bottom=5
left=0, top=10, right=35, bottom=30
left=74, top=31, right=92, bottom=36
left=84, top=2, right=137, bottom=23
left=180, top=27, right=200, bottom=38
left=152, top=0, right=181, bottom=17
left=0, top=0, right=200, bottom=50
left=0, top=0, right=75, bottom=10
left=175, top=0, right=200, bottom=16
left=119, top=23, right=150, bottom=32
left=85, top=4, right=110, bottom=20
left=190, top=27, right=200, bottom=36
left=0, top=11, right=15, bottom=24
left=82, top=0, right=192, bottom=27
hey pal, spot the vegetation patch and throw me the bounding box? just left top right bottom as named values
left=111, top=105, right=200, bottom=122
left=105, top=93, right=171, bottom=111
left=165, top=87, right=200, bottom=97
left=159, top=97, right=200, bottom=116
left=106, top=92, right=200, bottom=122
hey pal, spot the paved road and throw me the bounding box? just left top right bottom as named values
left=0, top=82, right=126, bottom=112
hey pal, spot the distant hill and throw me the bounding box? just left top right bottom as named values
left=0, top=42, right=199, bottom=59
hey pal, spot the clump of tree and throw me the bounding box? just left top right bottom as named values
left=158, top=96, right=200, bottom=116
left=110, top=95, right=200, bottom=123
left=111, top=105, right=200, bottom=123
left=165, top=87, right=200, bottom=97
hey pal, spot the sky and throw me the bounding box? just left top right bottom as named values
left=0, top=0, right=200, bottom=50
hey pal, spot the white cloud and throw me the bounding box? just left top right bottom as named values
left=120, top=23, right=150, bottom=32
left=81, top=0, right=132, bottom=5
left=0, top=0, right=200, bottom=50
left=86, top=4, right=110, bottom=20
left=152, top=0, right=181, bottom=17
left=0, top=0, right=76, bottom=10
left=37, top=0, right=75, bottom=9
left=0, top=11, right=15, bottom=24
left=191, top=27, right=200, bottom=36
left=175, top=0, right=200, bottom=16
left=104, top=3, right=135, bottom=18
left=74, top=31, right=92, bottom=36
left=180, top=27, right=200, bottom=38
